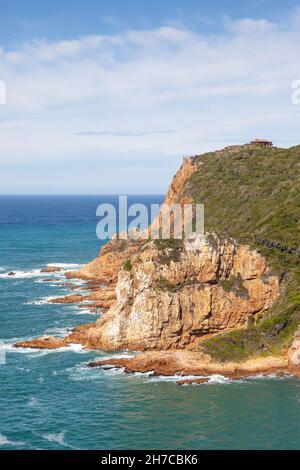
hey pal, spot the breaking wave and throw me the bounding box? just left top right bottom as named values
left=0, top=340, right=87, bottom=356
left=0, top=263, right=82, bottom=281
left=0, top=434, right=24, bottom=448
left=43, top=431, right=67, bottom=447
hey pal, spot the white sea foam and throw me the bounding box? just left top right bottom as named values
left=140, top=373, right=235, bottom=385
left=133, top=371, right=154, bottom=377
left=100, top=352, right=136, bottom=361
left=25, top=296, right=57, bottom=305
left=207, top=374, right=230, bottom=384
left=94, top=364, right=127, bottom=375
left=0, top=269, right=44, bottom=279
left=74, top=307, right=96, bottom=315
left=0, top=434, right=9, bottom=446
left=148, top=374, right=204, bottom=383
left=0, top=434, right=24, bottom=447
left=44, top=326, right=70, bottom=337
left=0, top=339, right=86, bottom=356
left=47, top=263, right=82, bottom=269
left=69, top=364, right=126, bottom=382
left=43, top=431, right=67, bottom=446
left=0, top=262, right=82, bottom=281
left=28, top=397, right=40, bottom=408
left=247, top=372, right=289, bottom=381
left=68, top=343, right=86, bottom=353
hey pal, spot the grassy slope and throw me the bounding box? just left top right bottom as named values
left=184, top=144, right=300, bottom=361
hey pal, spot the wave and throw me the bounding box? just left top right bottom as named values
left=100, top=352, right=136, bottom=361
left=47, top=263, right=82, bottom=269
left=43, top=431, right=67, bottom=447
left=0, top=435, right=10, bottom=446
left=0, top=434, right=24, bottom=448
left=148, top=373, right=205, bottom=383
left=74, top=307, right=96, bottom=315
left=246, top=372, right=290, bottom=381
left=69, top=364, right=126, bottom=382
left=44, top=326, right=70, bottom=337
left=0, top=263, right=82, bottom=280
left=25, top=296, right=57, bottom=305
left=27, top=397, right=40, bottom=408
left=0, top=269, right=46, bottom=280
left=207, top=374, right=230, bottom=384
left=0, top=339, right=87, bottom=356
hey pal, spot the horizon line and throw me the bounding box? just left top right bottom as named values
left=0, top=193, right=166, bottom=196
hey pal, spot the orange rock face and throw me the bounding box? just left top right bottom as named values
left=50, top=294, right=83, bottom=304
left=65, top=238, right=143, bottom=283
left=65, top=323, right=96, bottom=344
left=86, top=287, right=116, bottom=311
left=77, top=233, right=279, bottom=351
left=88, top=350, right=288, bottom=379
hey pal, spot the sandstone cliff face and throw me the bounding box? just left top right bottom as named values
left=82, top=233, right=279, bottom=351
left=66, top=238, right=143, bottom=284
left=288, top=328, right=300, bottom=376
left=163, top=157, right=197, bottom=206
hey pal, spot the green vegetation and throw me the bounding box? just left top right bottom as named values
left=155, top=276, right=178, bottom=292
left=187, top=145, right=299, bottom=273
left=183, top=144, right=300, bottom=360
left=219, top=274, right=249, bottom=299
left=123, top=259, right=133, bottom=272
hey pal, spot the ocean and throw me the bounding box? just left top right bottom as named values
left=0, top=195, right=300, bottom=450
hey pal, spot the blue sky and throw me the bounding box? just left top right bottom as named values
left=1, top=0, right=299, bottom=46
left=0, top=0, right=300, bottom=193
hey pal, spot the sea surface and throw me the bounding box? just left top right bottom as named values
left=0, top=195, right=300, bottom=450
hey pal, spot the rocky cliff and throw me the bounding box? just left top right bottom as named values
left=82, top=234, right=279, bottom=351
left=16, top=143, right=300, bottom=372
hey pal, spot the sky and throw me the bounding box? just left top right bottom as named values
left=0, top=0, right=300, bottom=194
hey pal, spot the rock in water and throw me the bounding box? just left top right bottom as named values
left=40, top=266, right=63, bottom=273
left=14, top=336, right=66, bottom=349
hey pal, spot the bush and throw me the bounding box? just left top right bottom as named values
left=123, top=260, right=132, bottom=272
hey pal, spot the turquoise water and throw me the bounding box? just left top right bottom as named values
left=0, top=195, right=300, bottom=450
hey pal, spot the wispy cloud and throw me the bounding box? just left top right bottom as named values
left=75, top=130, right=175, bottom=137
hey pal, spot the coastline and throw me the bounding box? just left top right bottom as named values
left=12, top=145, right=300, bottom=384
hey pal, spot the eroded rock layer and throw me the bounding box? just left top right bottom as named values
left=73, top=233, right=279, bottom=351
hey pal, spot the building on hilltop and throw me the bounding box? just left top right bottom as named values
left=250, top=139, right=273, bottom=147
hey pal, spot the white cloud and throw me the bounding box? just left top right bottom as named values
left=0, top=12, right=300, bottom=192
left=224, top=17, right=276, bottom=35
